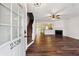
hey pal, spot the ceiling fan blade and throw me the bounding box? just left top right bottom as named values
left=45, top=14, right=51, bottom=17
left=50, top=8, right=56, bottom=15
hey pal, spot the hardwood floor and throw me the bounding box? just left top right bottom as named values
left=27, top=23, right=32, bottom=44
left=27, top=36, right=33, bottom=44
left=26, top=33, right=79, bottom=56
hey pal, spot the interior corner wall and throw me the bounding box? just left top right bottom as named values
left=64, top=17, right=79, bottom=39
left=63, top=20, right=69, bottom=36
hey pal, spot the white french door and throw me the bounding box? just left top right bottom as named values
left=0, top=3, right=24, bottom=48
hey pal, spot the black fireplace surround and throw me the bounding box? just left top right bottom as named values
left=55, top=30, right=63, bottom=37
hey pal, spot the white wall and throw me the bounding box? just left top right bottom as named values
left=65, top=17, right=79, bottom=39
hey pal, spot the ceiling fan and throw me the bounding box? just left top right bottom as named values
left=45, top=8, right=63, bottom=20
left=48, top=14, right=60, bottom=19
left=43, top=4, right=75, bottom=20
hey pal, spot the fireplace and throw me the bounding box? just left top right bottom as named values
left=55, top=30, right=63, bottom=37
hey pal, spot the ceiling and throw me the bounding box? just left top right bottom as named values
left=27, top=3, right=79, bottom=21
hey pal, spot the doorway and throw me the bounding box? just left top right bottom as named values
left=27, top=13, right=34, bottom=44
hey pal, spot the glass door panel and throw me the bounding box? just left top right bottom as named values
left=0, top=25, right=10, bottom=45
left=0, top=4, right=10, bottom=24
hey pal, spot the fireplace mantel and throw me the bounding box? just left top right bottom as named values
left=45, top=30, right=55, bottom=35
